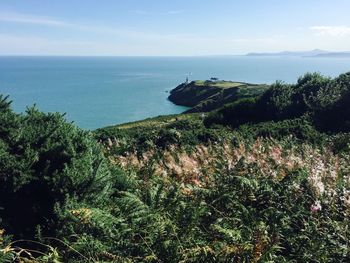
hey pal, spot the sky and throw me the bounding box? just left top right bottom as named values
left=0, top=0, right=350, bottom=56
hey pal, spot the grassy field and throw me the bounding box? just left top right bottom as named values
left=194, top=80, right=246, bottom=88
left=105, top=113, right=200, bottom=130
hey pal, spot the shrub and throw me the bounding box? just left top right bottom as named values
left=205, top=98, right=258, bottom=127
left=0, top=99, right=114, bottom=240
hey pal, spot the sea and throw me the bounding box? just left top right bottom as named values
left=0, top=56, right=349, bottom=130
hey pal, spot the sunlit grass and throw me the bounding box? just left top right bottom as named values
left=112, top=113, right=200, bottom=129
left=194, top=80, right=245, bottom=88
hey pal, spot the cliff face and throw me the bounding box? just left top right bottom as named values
left=168, top=80, right=268, bottom=113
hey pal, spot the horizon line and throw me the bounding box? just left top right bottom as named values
left=1, top=49, right=349, bottom=58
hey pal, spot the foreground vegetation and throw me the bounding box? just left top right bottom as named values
left=1, top=72, right=350, bottom=262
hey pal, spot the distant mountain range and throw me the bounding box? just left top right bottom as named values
left=246, top=49, right=350, bottom=58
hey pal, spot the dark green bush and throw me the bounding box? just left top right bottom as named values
left=205, top=72, right=350, bottom=134
left=205, top=98, right=258, bottom=127
left=0, top=98, right=114, bottom=240
left=237, top=117, right=327, bottom=145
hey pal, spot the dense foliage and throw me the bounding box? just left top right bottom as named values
left=0, top=96, right=116, bottom=261
left=95, top=116, right=228, bottom=156
left=1, top=72, right=350, bottom=262
left=205, top=72, right=350, bottom=133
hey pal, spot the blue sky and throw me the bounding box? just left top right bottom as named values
left=0, top=0, right=350, bottom=55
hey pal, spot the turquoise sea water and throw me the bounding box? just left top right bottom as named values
left=0, top=56, right=350, bottom=130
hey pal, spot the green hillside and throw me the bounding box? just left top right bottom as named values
left=168, top=80, right=268, bottom=113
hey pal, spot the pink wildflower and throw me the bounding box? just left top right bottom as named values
left=311, top=200, right=322, bottom=213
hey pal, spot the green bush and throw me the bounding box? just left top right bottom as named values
left=205, top=72, right=350, bottom=133
left=205, top=98, right=258, bottom=127
left=237, top=117, right=326, bottom=145
left=0, top=97, right=114, bottom=240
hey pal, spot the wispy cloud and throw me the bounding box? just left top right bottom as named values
left=0, top=11, right=69, bottom=26
left=166, top=10, right=184, bottom=15
left=310, top=26, right=350, bottom=37
left=0, top=10, right=195, bottom=45
left=0, top=11, right=184, bottom=38
left=0, top=11, right=293, bottom=55
left=0, top=11, right=147, bottom=38
left=131, top=9, right=184, bottom=15
left=230, top=37, right=278, bottom=43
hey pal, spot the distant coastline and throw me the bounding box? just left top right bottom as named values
left=311, top=52, right=350, bottom=58
left=246, top=49, right=350, bottom=58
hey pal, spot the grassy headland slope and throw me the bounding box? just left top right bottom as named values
left=168, top=80, right=268, bottom=113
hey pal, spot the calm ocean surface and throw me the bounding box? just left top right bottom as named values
left=0, top=56, right=349, bottom=130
